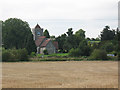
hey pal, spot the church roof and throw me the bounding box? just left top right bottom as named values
left=35, top=36, right=58, bottom=49
left=53, top=41, right=58, bottom=49
left=35, top=24, right=41, bottom=29
left=35, top=36, right=46, bottom=47
left=41, top=39, right=51, bottom=47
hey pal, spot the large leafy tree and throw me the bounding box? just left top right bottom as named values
left=74, top=29, right=86, bottom=47
left=56, top=28, right=87, bottom=52
left=56, top=33, right=67, bottom=52
left=100, top=26, right=115, bottom=41
left=115, top=28, right=120, bottom=53
left=65, top=28, right=76, bottom=50
left=69, top=40, right=91, bottom=57
left=44, top=29, right=50, bottom=38
left=2, top=18, right=36, bottom=54
left=66, top=28, right=73, bottom=36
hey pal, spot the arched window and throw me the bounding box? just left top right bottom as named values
left=37, top=32, right=40, bottom=35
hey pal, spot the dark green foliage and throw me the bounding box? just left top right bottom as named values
left=100, top=26, right=115, bottom=41
left=30, top=52, right=36, bottom=57
left=2, top=49, right=12, bottom=62
left=18, top=48, right=28, bottom=61
left=75, top=29, right=85, bottom=39
left=69, top=40, right=91, bottom=57
left=2, top=18, right=36, bottom=54
left=2, top=48, right=28, bottom=62
left=69, top=48, right=79, bottom=57
left=56, top=33, right=67, bottom=52
left=43, top=49, right=48, bottom=55
left=25, top=33, right=37, bottom=54
left=56, top=28, right=87, bottom=52
left=50, top=35, right=55, bottom=41
left=118, top=52, right=120, bottom=60
left=65, top=35, right=77, bottom=50
left=74, top=29, right=86, bottom=48
left=56, top=28, right=89, bottom=53
left=87, top=37, right=91, bottom=41
left=44, top=29, right=50, bottom=38
left=116, top=28, right=120, bottom=41
left=100, top=41, right=114, bottom=53
left=90, top=49, right=108, bottom=60
left=65, top=28, right=76, bottom=50
left=66, top=28, right=73, bottom=36
left=78, top=40, right=91, bottom=56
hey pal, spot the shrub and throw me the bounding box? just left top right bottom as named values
left=30, top=52, right=36, bottom=57
left=2, top=50, right=11, bottom=62
left=100, top=42, right=114, bottom=53
left=69, top=40, right=91, bottom=57
left=43, top=49, right=48, bottom=55
left=2, top=48, right=28, bottom=62
left=18, top=48, right=28, bottom=61
left=69, top=48, right=79, bottom=57
left=78, top=40, right=91, bottom=56
left=90, top=49, right=108, bottom=60
left=118, top=52, right=120, bottom=61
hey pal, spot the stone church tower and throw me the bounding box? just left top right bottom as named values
left=32, top=24, right=58, bottom=54
left=32, top=24, right=44, bottom=40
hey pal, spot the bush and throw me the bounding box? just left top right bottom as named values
left=30, top=52, right=36, bottom=57
left=78, top=40, right=91, bottom=56
left=2, top=50, right=12, bottom=62
left=2, top=48, right=28, bottom=62
left=69, top=48, right=80, bottom=57
left=118, top=52, right=120, bottom=61
left=18, top=48, right=28, bottom=61
left=69, top=40, right=91, bottom=57
left=90, top=49, right=108, bottom=60
left=43, top=49, right=48, bottom=55
left=100, top=41, right=114, bottom=53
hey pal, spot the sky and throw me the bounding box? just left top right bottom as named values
left=0, top=0, right=119, bottom=38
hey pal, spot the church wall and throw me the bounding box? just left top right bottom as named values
left=46, top=41, right=56, bottom=54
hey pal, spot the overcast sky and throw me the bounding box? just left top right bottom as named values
left=0, top=0, right=119, bottom=38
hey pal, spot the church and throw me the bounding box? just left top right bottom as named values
left=32, top=24, right=58, bottom=54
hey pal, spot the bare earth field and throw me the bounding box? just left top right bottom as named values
left=2, top=61, right=118, bottom=88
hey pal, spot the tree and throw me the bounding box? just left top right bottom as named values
left=56, top=33, right=67, bottom=52
left=74, top=29, right=86, bottom=47
left=116, top=28, right=120, bottom=41
left=87, top=37, right=91, bottom=41
left=75, top=29, right=85, bottom=39
left=44, top=29, right=50, bottom=38
left=69, top=40, right=91, bottom=57
left=100, top=41, right=114, bottom=53
left=78, top=40, right=91, bottom=56
left=100, top=26, right=115, bottom=41
left=2, top=18, right=36, bottom=54
left=50, top=35, right=55, bottom=41
left=65, top=28, right=76, bottom=50
left=66, top=28, right=73, bottom=36
left=90, top=49, right=108, bottom=60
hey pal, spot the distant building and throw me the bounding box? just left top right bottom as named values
left=32, top=24, right=58, bottom=54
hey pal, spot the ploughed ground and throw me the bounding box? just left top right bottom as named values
left=2, top=61, right=118, bottom=88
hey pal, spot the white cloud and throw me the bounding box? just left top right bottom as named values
left=1, top=0, right=118, bottom=20
left=0, top=0, right=118, bottom=37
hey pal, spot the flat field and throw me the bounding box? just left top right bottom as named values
left=2, top=61, right=118, bottom=88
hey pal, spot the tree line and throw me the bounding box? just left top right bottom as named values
left=2, top=18, right=120, bottom=61
left=55, top=25, right=120, bottom=59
